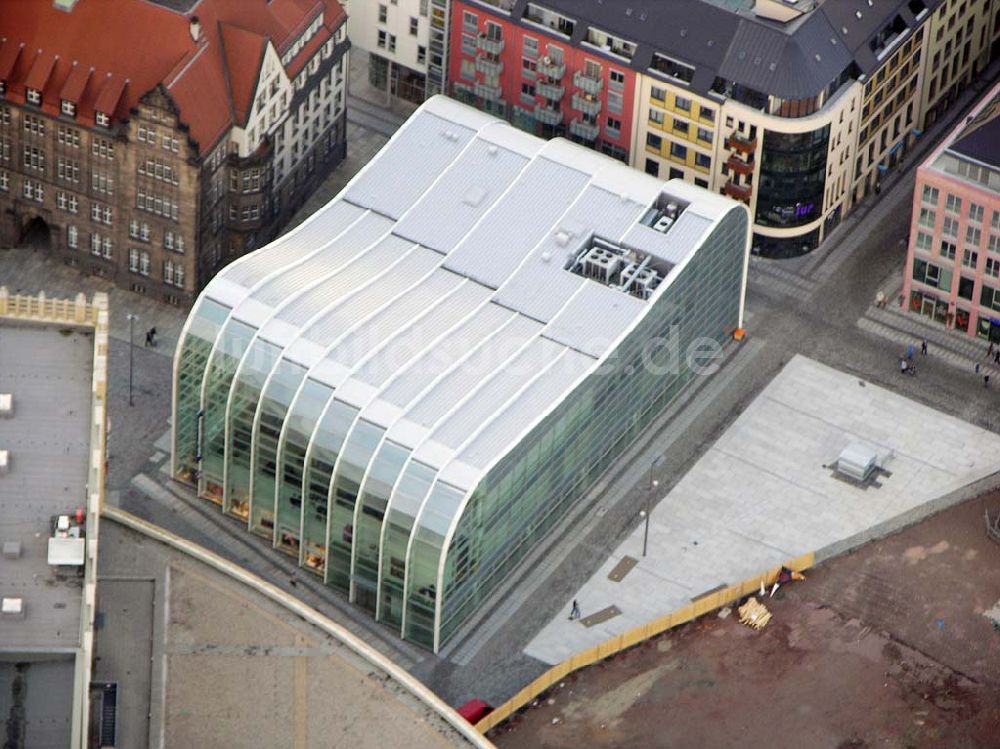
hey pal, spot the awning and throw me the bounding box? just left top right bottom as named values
left=889, top=141, right=904, bottom=155
left=912, top=128, right=923, bottom=136
left=877, top=164, right=889, bottom=172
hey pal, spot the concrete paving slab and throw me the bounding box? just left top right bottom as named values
left=525, top=355, right=1000, bottom=665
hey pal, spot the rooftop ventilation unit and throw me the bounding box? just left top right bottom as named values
left=1, top=597, right=24, bottom=619
left=835, top=443, right=879, bottom=482
left=581, top=246, right=624, bottom=284
left=0, top=393, right=11, bottom=417
left=620, top=261, right=660, bottom=300
left=0, top=449, right=8, bottom=475
left=2, top=541, right=21, bottom=559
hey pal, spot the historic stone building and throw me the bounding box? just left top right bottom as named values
left=0, top=0, right=349, bottom=305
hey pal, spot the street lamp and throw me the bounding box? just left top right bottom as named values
left=126, top=313, right=138, bottom=407
left=641, top=454, right=667, bottom=557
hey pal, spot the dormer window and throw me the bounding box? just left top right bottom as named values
left=0, top=81, right=6, bottom=96
left=26, top=88, right=41, bottom=105
left=95, top=111, right=110, bottom=127
left=61, top=100, right=76, bottom=116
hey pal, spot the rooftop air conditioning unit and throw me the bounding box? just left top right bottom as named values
left=835, top=443, right=878, bottom=482
left=1, top=597, right=24, bottom=619
left=0, top=449, right=8, bottom=475
left=0, top=393, right=11, bottom=417
left=653, top=214, right=674, bottom=233
left=583, top=247, right=623, bottom=283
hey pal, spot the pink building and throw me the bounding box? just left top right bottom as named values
left=902, top=81, right=1000, bottom=343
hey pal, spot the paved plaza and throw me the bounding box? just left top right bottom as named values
left=525, top=355, right=1000, bottom=664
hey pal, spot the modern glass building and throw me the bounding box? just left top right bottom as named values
left=171, top=95, right=751, bottom=652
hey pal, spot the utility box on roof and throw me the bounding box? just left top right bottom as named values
left=0, top=393, right=12, bottom=417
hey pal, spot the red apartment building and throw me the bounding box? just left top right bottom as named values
left=449, top=0, right=638, bottom=163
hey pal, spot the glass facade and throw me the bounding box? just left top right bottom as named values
left=754, top=126, right=830, bottom=238
left=173, top=196, right=749, bottom=650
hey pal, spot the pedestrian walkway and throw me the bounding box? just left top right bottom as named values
left=0, top=248, right=186, bottom=355
left=524, top=355, right=1000, bottom=665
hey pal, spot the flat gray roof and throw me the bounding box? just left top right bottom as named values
left=0, top=322, right=93, bottom=652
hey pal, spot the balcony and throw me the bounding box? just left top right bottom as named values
left=573, top=70, right=603, bottom=96
left=726, top=155, right=754, bottom=176
left=536, top=58, right=566, bottom=79
left=475, top=56, right=503, bottom=77
left=477, top=34, right=505, bottom=55
left=536, top=80, right=565, bottom=100
left=534, top=103, right=563, bottom=126
left=473, top=81, right=502, bottom=102
left=572, top=92, right=602, bottom=116
left=569, top=118, right=599, bottom=142
left=726, top=132, right=757, bottom=154
left=723, top=180, right=752, bottom=202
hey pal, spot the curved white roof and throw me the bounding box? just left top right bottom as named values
left=201, top=95, right=741, bottom=492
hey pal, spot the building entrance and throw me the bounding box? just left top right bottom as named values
left=19, top=216, right=51, bottom=250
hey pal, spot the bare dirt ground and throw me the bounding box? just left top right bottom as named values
left=492, top=492, right=1000, bottom=749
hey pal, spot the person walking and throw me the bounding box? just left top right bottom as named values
left=989, top=341, right=995, bottom=357
left=985, top=375, right=991, bottom=389
left=920, top=339, right=928, bottom=355
left=569, top=600, right=581, bottom=620
left=900, top=357, right=909, bottom=375
left=976, top=362, right=982, bottom=375
left=144, top=329, right=152, bottom=347
left=906, top=343, right=915, bottom=360
left=994, top=349, right=999, bottom=366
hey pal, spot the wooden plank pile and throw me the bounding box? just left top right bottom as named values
left=738, top=597, right=772, bottom=630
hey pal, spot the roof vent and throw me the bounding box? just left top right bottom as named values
left=625, top=7, right=633, bottom=16
left=0, top=449, right=8, bottom=475
left=1, top=598, right=24, bottom=619
left=815, top=53, right=821, bottom=61
left=554, top=230, right=571, bottom=247
left=680, top=28, right=688, bottom=37
left=190, top=16, right=202, bottom=42
left=463, top=185, right=487, bottom=207
left=0, top=393, right=11, bottom=417
left=2, top=541, right=21, bottom=559
left=541, top=251, right=552, bottom=263
left=855, top=10, right=863, bottom=19
left=487, top=144, right=498, bottom=156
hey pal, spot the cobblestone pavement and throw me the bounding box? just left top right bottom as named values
left=2, top=65, right=999, bottom=710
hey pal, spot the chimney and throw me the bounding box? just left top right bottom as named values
left=190, top=16, right=202, bottom=42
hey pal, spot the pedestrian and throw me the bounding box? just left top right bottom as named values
left=989, top=341, right=995, bottom=357
left=148, top=327, right=157, bottom=348
left=994, top=350, right=999, bottom=366
left=144, top=329, right=152, bottom=347
left=986, top=375, right=991, bottom=389
left=900, top=358, right=908, bottom=375
left=921, top=339, right=928, bottom=355
left=569, top=599, right=581, bottom=621
left=976, top=362, right=981, bottom=375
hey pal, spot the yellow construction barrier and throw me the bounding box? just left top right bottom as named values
left=475, top=551, right=814, bottom=734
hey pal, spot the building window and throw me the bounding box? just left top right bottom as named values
left=463, top=10, right=477, bottom=32
left=699, top=105, right=714, bottom=122
left=378, top=3, right=387, bottom=22
left=609, top=69, right=625, bottom=90
left=607, top=91, right=623, bottom=113
left=672, top=118, right=689, bottom=135
left=980, top=285, right=1000, bottom=312
left=129, top=248, right=139, bottom=272
left=646, top=133, right=662, bottom=150
left=410, top=16, right=418, bottom=35
left=986, top=257, right=1000, bottom=278
left=22, top=145, right=44, bottom=172
left=940, top=240, right=956, bottom=260
left=945, top=194, right=962, bottom=213
left=696, top=127, right=712, bottom=144
left=967, top=226, right=981, bottom=247
left=140, top=251, right=150, bottom=276
left=417, top=45, right=427, bottom=65
left=61, top=100, right=76, bottom=116
left=962, top=249, right=978, bottom=268
left=523, top=36, right=539, bottom=58
left=921, top=184, right=939, bottom=204
left=969, top=202, right=984, bottom=223
left=606, top=117, right=621, bottom=135
left=915, top=231, right=932, bottom=252
left=694, top=152, right=711, bottom=169
left=644, top=158, right=659, bottom=176
left=67, top=225, right=78, bottom=249
left=92, top=138, right=115, bottom=160
left=377, top=29, right=387, bottom=48
left=22, top=179, right=43, bottom=202
left=95, top=111, right=110, bottom=127
left=942, top=216, right=958, bottom=237
left=0, top=170, right=7, bottom=191
left=669, top=142, right=687, bottom=160
left=388, top=34, right=397, bottom=53
left=26, top=88, right=41, bottom=105
left=57, top=125, right=80, bottom=147
left=23, top=115, right=45, bottom=136
left=917, top=207, right=935, bottom=228
left=651, top=86, right=666, bottom=102
left=674, top=95, right=691, bottom=112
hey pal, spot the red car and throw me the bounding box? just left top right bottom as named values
left=456, top=699, right=493, bottom=724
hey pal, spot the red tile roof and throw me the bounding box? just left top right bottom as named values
left=0, top=0, right=346, bottom=155
left=219, top=23, right=268, bottom=126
